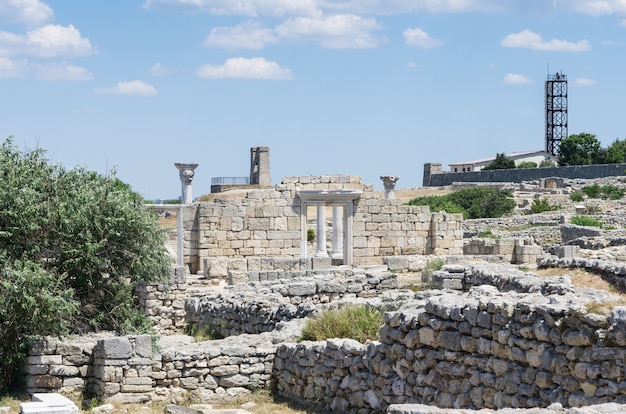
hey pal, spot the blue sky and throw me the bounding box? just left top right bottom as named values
left=2, top=0, right=626, bottom=200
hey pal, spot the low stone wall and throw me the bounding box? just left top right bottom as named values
left=25, top=328, right=298, bottom=405
left=462, top=238, right=543, bottom=264
left=539, top=255, right=626, bottom=291
left=274, top=276, right=626, bottom=412
left=186, top=269, right=398, bottom=337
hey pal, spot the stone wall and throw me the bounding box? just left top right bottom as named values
left=273, top=264, right=626, bottom=412
left=424, top=162, right=626, bottom=187
left=180, top=175, right=463, bottom=272
left=186, top=268, right=397, bottom=338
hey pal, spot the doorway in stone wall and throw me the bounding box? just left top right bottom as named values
left=297, top=190, right=362, bottom=266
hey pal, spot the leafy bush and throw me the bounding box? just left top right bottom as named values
left=581, top=184, right=625, bottom=200
left=539, top=159, right=557, bottom=168
left=570, top=215, right=604, bottom=228
left=529, top=198, right=560, bottom=214
left=307, top=229, right=316, bottom=242
left=482, top=153, right=515, bottom=170
left=570, top=191, right=584, bottom=202
left=408, top=188, right=516, bottom=219
left=300, top=305, right=383, bottom=343
left=0, top=137, right=171, bottom=391
left=517, top=161, right=537, bottom=169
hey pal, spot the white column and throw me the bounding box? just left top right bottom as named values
left=175, top=163, right=199, bottom=204
left=331, top=205, right=343, bottom=259
left=380, top=176, right=399, bottom=199
left=315, top=205, right=328, bottom=257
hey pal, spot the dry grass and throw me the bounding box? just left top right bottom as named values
left=533, top=267, right=618, bottom=292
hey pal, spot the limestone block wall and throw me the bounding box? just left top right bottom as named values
left=181, top=175, right=463, bottom=272
left=273, top=271, right=626, bottom=412
left=185, top=269, right=398, bottom=337
left=463, top=238, right=543, bottom=264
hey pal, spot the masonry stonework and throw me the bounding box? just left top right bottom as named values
left=180, top=175, right=463, bottom=273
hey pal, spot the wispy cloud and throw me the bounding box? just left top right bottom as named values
left=143, top=0, right=321, bottom=17
left=196, top=57, right=294, bottom=80
left=32, top=61, right=92, bottom=81
left=403, top=27, right=442, bottom=49
left=202, top=21, right=278, bottom=50
left=275, top=14, right=385, bottom=49
left=0, top=56, right=26, bottom=78
left=149, top=62, right=170, bottom=76
left=0, top=0, right=53, bottom=26
left=94, top=80, right=158, bottom=96
left=501, top=30, right=591, bottom=51
left=575, top=77, right=596, bottom=86
left=0, top=24, right=96, bottom=58
left=503, top=73, right=533, bottom=84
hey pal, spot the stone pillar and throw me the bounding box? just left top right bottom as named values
left=175, top=163, right=199, bottom=204
left=380, top=176, right=399, bottom=199
left=250, top=146, right=271, bottom=187
left=315, top=205, right=328, bottom=257
left=331, top=206, right=343, bottom=259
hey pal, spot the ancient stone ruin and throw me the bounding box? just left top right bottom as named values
left=18, top=149, right=626, bottom=413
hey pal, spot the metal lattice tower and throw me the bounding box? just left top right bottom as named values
left=545, top=72, right=568, bottom=156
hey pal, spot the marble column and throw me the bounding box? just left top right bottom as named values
left=380, top=175, right=399, bottom=199
left=314, top=205, right=328, bottom=257
left=175, top=163, right=199, bottom=204
left=331, top=206, right=343, bottom=259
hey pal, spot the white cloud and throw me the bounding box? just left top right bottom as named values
left=149, top=62, right=170, bottom=76
left=570, top=0, right=626, bottom=16
left=32, top=61, right=92, bottom=81
left=503, top=73, right=533, bottom=84
left=575, top=77, right=596, bottom=86
left=143, top=0, right=321, bottom=17
left=0, top=57, right=26, bottom=78
left=275, top=14, right=385, bottom=48
left=407, top=61, right=419, bottom=68
left=0, top=0, right=53, bottom=26
left=403, top=27, right=442, bottom=49
left=202, top=21, right=278, bottom=50
left=94, top=80, right=158, bottom=96
left=196, top=57, right=294, bottom=79
left=501, top=30, right=591, bottom=51
left=0, top=24, right=96, bottom=58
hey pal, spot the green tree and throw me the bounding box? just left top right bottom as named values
left=0, top=138, right=171, bottom=390
left=408, top=187, right=516, bottom=219
left=557, top=133, right=602, bottom=166
left=482, top=153, right=515, bottom=170
left=604, top=138, right=626, bottom=163
left=516, top=161, right=537, bottom=169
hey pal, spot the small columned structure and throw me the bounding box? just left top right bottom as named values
left=380, top=175, right=399, bottom=199
left=297, top=190, right=362, bottom=266
left=175, top=163, right=199, bottom=204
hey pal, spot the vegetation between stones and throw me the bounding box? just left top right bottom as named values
left=407, top=187, right=517, bottom=219
left=300, top=305, right=383, bottom=343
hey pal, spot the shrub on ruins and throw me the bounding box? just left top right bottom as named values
left=446, top=187, right=516, bottom=219
left=300, top=305, right=383, bottom=343
left=528, top=198, right=560, bottom=214
left=408, top=188, right=516, bottom=219
left=582, top=184, right=625, bottom=200
left=0, top=138, right=170, bottom=390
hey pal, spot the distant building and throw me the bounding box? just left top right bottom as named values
left=448, top=150, right=558, bottom=173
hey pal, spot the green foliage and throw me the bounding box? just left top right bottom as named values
left=477, top=229, right=499, bottom=239
left=307, top=229, right=316, bottom=242
left=426, top=257, right=446, bottom=271
left=408, top=187, right=516, bottom=219
left=0, top=137, right=171, bottom=390
left=300, top=305, right=383, bottom=343
left=516, top=161, right=537, bottom=169
left=529, top=198, right=560, bottom=214
left=0, top=261, right=78, bottom=392
left=582, top=184, right=625, bottom=200
left=447, top=188, right=516, bottom=219
left=570, top=215, right=604, bottom=228
left=539, top=159, right=557, bottom=168
left=406, top=195, right=464, bottom=215
left=557, top=133, right=602, bottom=166
left=569, top=191, right=584, bottom=202
left=604, top=138, right=626, bottom=163
left=482, top=153, right=516, bottom=170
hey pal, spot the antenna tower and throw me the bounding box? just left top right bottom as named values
left=545, top=72, right=568, bottom=156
